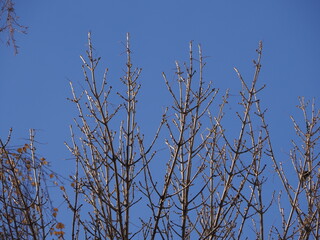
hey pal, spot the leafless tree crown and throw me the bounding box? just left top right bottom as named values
left=0, top=33, right=319, bottom=239
left=62, top=34, right=319, bottom=239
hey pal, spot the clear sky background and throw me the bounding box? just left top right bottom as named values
left=1, top=0, right=319, bottom=237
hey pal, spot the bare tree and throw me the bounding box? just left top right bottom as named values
left=63, top=34, right=306, bottom=240
left=140, top=41, right=273, bottom=240
left=1, top=33, right=318, bottom=239
left=0, top=0, right=27, bottom=54
left=269, top=98, right=320, bottom=239
left=63, top=32, right=160, bottom=240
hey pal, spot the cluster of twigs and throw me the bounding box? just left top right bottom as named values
left=61, top=34, right=319, bottom=239
left=0, top=33, right=318, bottom=239
left=270, top=97, right=320, bottom=239
left=0, top=0, right=27, bottom=54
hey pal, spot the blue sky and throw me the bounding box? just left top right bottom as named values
left=1, top=0, right=319, bottom=237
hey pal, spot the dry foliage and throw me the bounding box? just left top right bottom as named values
left=0, top=129, right=64, bottom=239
